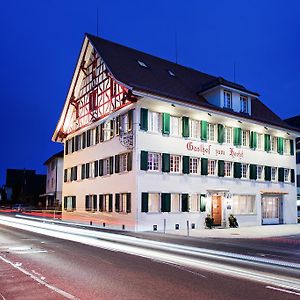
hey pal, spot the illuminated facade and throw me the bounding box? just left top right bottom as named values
left=53, top=34, right=298, bottom=231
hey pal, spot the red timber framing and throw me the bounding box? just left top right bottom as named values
left=58, top=42, right=136, bottom=139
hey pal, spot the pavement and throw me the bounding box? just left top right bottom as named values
left=163, top=223, right=300, bottom=239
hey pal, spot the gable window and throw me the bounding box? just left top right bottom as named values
left=257, top=165, right=263, bottom=180
left=208, top=160, right=216, bottom=176
left=241, top=164, right=248, bottom=179
left=190, top=119, right=200, bottom=139
left=224, top=162, right=232, bottom=177
left=270, top=136, right=277, bottom=152
left=170, top=155, right=181, bottom=173
left=148, top=152, right=160, bottom=171
left=189, top=157, right=199, bottom=174
left=240, top=96, right=248, bottom=113
left=271, top=167, right=277, bottom=181
left=207, top=123, right=215, bottom=142
left=170, top=116, right=181, bottom=136
left=242, top=130, right=249, bottom=147
left=148, top=111, right=160, bottom=133
left=284, top=169, right=290, bottom=182
left=89, top=91, right=97, bottom=111
left=171, top=194, right=180, bottom=212
left=224, top=127, right=232, bottom=144
left=224, top=91, right=232, bottom=109
left=257, top=133, right=263, bottom=150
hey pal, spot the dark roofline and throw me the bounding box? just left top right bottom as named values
left=43, top=150, right=64, bottom=166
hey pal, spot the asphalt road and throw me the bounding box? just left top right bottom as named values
left=0, top=221, right=300, bottom=300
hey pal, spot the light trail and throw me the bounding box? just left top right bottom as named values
left=0, top=215, right=299, bottom=293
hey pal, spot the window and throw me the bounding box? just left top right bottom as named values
left=85, top=163, right=90, bottom=179
left=85, top=195, right=97, bottom=212
left=232, top=195, right=256, bottom=215
left=115, top=193, right=131, bottom=213
left=103, top=158, right=110, bottom=176
left=242, top=130, right=249, bottom=147
left=208, top=160, right=216, bottom=175
left=170, top=116, right=181, bottom=136
left=224, top=162, right=232, bottom=177
left=121, top=113, right=129, bottom=133
left=284, top=169, right=290, bottom=182
left=64, top=196, right=76, bottom=212
left=170, top=155, right=181, bottom=173
left=103, top=121, right=112, bottom=141
left=171, top=194, right=180, bottom=212
left=190, top=119, right=200, bottom=139
left=224, top=127, right=232, bottom=144
left=257, top=165, right=263, bottom=180
left=137, top=60, right=148, bottom=68
left=189, top=157, right=199, bottom=174
left=119, top=153, right=128, bottom=172
left=257, top=134, right=263, bottom=150
left=189, top=194, right=199, bottom=212
left=207, top=123, right=215, bottom=142
left=241, top=164, right=248, bottom=179
left=240, top=96, right=248, bottom=113
left=148, top=193, right=160, bottom=213
left=284, top=139, right=290, bottom=154
left=224, top=91, right=232, bottom=109
left=99, top=194, right=112, bottom=212
left=270, top=136, right=277, bottom=152
left=271, top=167, right=277, bottom=181
left=148, top=111, right=160, bottom=133
left=148, top=152, right=160, bottom=171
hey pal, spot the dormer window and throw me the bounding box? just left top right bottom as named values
left=137, top=60, right=148, bottom=68
left=224, top=91, right=232, bottom=109
left=240, top=95, right=248, bottom=113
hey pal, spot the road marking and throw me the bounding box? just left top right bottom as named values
left=266, top=285, right=300, bottom=296
left=0, top=255, right=78, bottom=300
left=0, top=292, right=7, bottom=300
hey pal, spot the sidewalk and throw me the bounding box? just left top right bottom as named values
left=163, top=224, right=300, bottom=239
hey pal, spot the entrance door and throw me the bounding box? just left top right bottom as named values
left=211, top=195, right=222, bottom=226
left=261, top=196, right=282, bottom=225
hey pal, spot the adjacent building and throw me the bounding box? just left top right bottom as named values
left=52, top=33, right=299, bottom=231
left=41, top=150, right=64, bottom=209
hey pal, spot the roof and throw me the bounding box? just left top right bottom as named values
left=78, top=34, right=297, bottom=133
left=43, top=150, right=64, bottom=165
left=284, top=115, right=300, bottom=129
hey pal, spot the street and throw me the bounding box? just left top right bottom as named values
left=0, top=216, right=299, bottom=299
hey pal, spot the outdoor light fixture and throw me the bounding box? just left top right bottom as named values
left=171, top=104, right=176, bottom=107
left=208, top=113, right=212, bottom=116
left=264, top=127, right=268, bottom=130
left=286, top=132, right=290, bottom=136
left=238, top=120, right=242, bottom=124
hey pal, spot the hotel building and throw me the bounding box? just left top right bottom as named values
left=53, top=34, right=298, bottom=231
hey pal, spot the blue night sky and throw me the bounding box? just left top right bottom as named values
left=0, top=0, right=299, bottom=185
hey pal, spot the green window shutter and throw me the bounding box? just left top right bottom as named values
left=291, top=169, right=295, bottom=183
left=201, top=158, right=208, bottom=175
left=127, top=152, right=132, bottom=171
left=217, top=124, right=224, bottom=144
left=99, top=159, right=103, bottom=176
left=128, top=109, right=133, bottom=132
left=290, top=140, right=294, bottom=155
left=93, top=195, right=97, bottom=212
left=140, top=151, right=148, bottom=171
left=141, top=193, right=149, bottom=212
left=201, top=121, right=207, bottom=141
left=161, top=193, right=171, bottom=212
left=162, top=153, right=170, bottom=172
left=182, top=156, right=190, bottom=174
left=109, top=156, right=114, bottom=175
left=126, top=193, right=131, bottom=213
left=265, top=166, right=271, bottom=181
left=218, top=160, right=225, bottom=177
left=64, top=197, right=67, bottom=210
left=109, top=194, right=113, bottom=212
left=115, top=155, right=120, bottom=173
left=99, top=195, right=104, bottom=212
left=94, top=160, right=99, bottom=177
left=140, top=108, right=148, bottom=131
left=72, top=196, right=76, bottom=210
left=234, top=162, right=242, bottom=178
left=100, top=124, right=104, bottom=142
left=115, top=194, right=120, bottom=212
left=181, top=194, right=188, bottom=212
left=200, top=194, right=206, bottom=212
left=277, top=137, right=284, bottom=155
left=264, top=134, right=271, bottom=152
left=249, top=164, right=257, bottom=180
left=162, top=113, right=170, bottom=134
left=250, top=132, right=257, bottom=149
left=85, top=195, right=90, bottom=211
left=278, top=167, right=284, bottom=182
left=182, top=116, right=189, bottom=137
left=234, top=128, right=242, bottom=146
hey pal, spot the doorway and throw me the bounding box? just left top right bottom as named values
left=211, top=195, right=222, bottom=226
